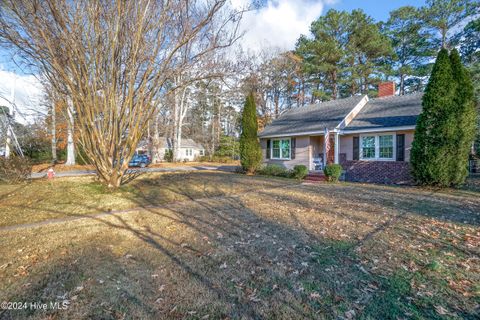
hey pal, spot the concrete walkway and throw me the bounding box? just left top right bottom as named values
left=30, top=165, right=238, bottom=179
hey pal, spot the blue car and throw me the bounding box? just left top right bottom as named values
left=128, top=154, right=151, bottom=168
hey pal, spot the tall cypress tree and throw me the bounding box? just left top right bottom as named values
left=239, top=93, right=262, bottom=174
left=411, top=48, right=456, bottom=186
left=449, top=49, right=477, bottom=185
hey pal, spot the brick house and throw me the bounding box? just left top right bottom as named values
left=258, top=82, right=422, bottom=184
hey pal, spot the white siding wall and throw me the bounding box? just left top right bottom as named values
left=179, top=147, right=203, bottom=162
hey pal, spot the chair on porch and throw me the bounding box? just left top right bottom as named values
left=312, top=154, right=324, bottom=171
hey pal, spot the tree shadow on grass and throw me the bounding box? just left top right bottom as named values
left=298, top=183, right=480, bottom=226
left=0, top=172, right=296, bottom=230
left=253, top=185, right=480, bottom=258
left=0, top=244, right=160, bottom=320
left=0, top=193, right=393, bottom=319
left=2, top=173, right=479, bottom=318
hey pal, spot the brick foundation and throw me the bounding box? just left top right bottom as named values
left=341, top=160, right=412, bottom=184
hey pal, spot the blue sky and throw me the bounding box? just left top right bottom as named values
left=327, top=0, right=426, bottom=22
left=234, top=0, right=428, bottom=52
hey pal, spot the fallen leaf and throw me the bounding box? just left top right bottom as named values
left=309, top=292, right=320, bottom=299
left=435, top=305, right=449, bottom=315
left=345, top=310, right=356, bottom=319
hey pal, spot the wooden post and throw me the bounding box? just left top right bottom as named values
left=334, top=132, right=340, bottom=164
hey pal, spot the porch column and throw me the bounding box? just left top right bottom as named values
left=334, top=133, right=340, bottom=164
left=323, top=129, right=328, bottom=168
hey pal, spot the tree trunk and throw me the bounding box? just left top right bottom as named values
left=51, top=102, right=57, bottom=163
left=153, top=111, right=161, bottom=163
left=5, top=111, right=11, bottom=158
left=107, top=170, right=122, bottom=189
left=147, top=119, right=150, bottom=140
left=363, top=76, right=368, bottom=94
left=5, top=83, right=14, bottom=158
left=210, top=119, right=215, bottom=158
left=4, top=125, right=11, bottom=158
left=172, top=84, right=189, bottom=162
left=174, top=123, right=183, bottom=162
left=274, top=92, right=279, bottom=118
left=332, top=70, right=338, bottom=100
left=301, top=80, right=306, bottom=106
left=65, top=97, right=75, bottom=166
left=216, top=96, right=221, bottom=143
left=400, top=73, right=405, bottom=96
left=172, top=88, right=180, bottom=162
left=441, top=27, right=447, bottom=49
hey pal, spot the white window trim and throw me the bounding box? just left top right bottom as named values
left=360, top=133, right=396, bottom=161
left=271, top=138, right=291, bottom=160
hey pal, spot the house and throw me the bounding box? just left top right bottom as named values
left=148, top=137, right=205, bottom=163
left=258, top=82, right=422, bottom=184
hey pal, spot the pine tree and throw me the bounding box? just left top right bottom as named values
left=411, top=48, right=456, bottom=186
left=383, top=6, right=434, bottom=95
left=449, top=49, right=477, bottom=185
left=296, top=9, right=350, bottom=100
left=239, top=93, right=262, bottom=174
left=422, top=0, right=480, bottom=49
left=346, top=10, right=393, bottom=95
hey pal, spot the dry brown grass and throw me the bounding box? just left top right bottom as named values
left=0, top=171, right=287, bottom=228
left=0, top=173, right=479, bottom=319
left=31, top=161, right=239, bottom=173
left=148, top=161, right=240, bottom=169
left=31, top=163, right=95, bottom=173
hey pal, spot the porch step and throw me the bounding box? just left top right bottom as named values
left=304, top=172, right=326, bottom=183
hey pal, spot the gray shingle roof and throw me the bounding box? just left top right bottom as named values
left=344, top=93, right=423, bottom=131
left=181, top=138, right=204, bottom=149
left=157, top=137, right=203, bottom=149
left=258, top=95, right=366, bottom=137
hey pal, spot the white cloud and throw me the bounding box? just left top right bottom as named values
left=0, top=70, right=45, bottom=124
left=232, top=0, right=333, bottom=52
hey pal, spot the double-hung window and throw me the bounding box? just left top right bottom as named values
left=361, top=136, right=376, bottom=159
left=271, top=138, right=291, bottom=160
left=360, top=134, right=395, bottom=160
left=379, top=135, right=394, bottom=159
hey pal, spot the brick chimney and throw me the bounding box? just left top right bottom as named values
left=378, top=81, right=396, bottom=98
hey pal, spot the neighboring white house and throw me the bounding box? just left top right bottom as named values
left=138, top=137, right=205, bottom=163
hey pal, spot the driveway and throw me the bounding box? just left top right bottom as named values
left=30, top=165, right=238, bottom=179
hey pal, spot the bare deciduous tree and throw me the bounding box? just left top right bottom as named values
left=0, top=0, right=242, bottom=187
left=168, top=48, right=233, bottom=162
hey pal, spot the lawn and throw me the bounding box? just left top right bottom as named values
left=0, top=172, right=479, bottom=319
left=30, top=161, right=238, bottom=173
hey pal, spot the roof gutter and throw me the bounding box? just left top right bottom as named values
left=259, top=130, right=326, bottom=139
left=339, top=125, right=416, bottom=134
left=259, top=125, right=416, bottom=138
